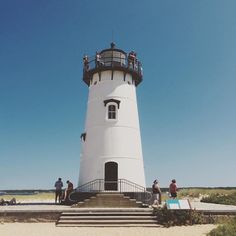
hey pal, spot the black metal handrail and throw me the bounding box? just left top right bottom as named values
left=73, top=179, right=152, bottom=204
left=76, top=179, right=145, bottom=192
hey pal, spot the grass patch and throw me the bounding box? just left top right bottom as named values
left=201, top=192, right=236, bottom=205
left=153, top=205, right=206, bottom=227
left=1, top=192, right=55, bottom=202
left=178, top=188, right=236, bottom=200
left=207, top=217, right=236, bottom=236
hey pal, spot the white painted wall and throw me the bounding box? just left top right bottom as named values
left=79, top=70, right=146, bottom=190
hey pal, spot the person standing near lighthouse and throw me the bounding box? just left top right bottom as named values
left=169, top=179, right=178, bottom=198
left=152, top=179, right=162, bottom=206
left=54, top=177, right=63, bottom=204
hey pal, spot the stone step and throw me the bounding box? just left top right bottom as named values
left=96, top=193, right=125, bottom=197
left=56, top=224, right=161, bottom=227
left=80, top=201, right=141, bottom=205
left=74, top=193, right=142, bottom=208
left=62, top=207, right=153, bottom=214
left=84, top=199, right=138, bottom=203
left=85, top=199, right=136, bottom=204
left=56, top=208, right=158, bottom=227
left=92, top=198, right=130, bottom=201
left=79, top=202, right=142, bottom=208
left=79, top=204, right=141, bottom=208
left=60, top=216, right=156, bottom=220
left=61, top=211, right=153, bottom=216
left=57, top=219, right=158, bottom=224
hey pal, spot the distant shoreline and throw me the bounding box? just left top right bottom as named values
left=1, top=186, right=236, bottom=191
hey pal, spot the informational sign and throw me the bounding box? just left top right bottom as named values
left=166, top=199, right=191, bottom=210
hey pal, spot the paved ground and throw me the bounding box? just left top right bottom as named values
left=0, top=203, right=70, bottom=212
left=191, top=200, right=236, bottom=211
left=0, top=200, right=236, bottom=212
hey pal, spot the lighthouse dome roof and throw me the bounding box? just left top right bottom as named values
left=100, top=42, right=126, bottom=55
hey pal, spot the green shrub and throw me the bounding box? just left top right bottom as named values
left=178, top=188, right=236, bottom=200
left=201, top=192, right=236, bottom=205
left=153, top=205, right=206, bottom=227
left=207, top=217, right=236, bottom=236
left=178, top=189, right=202, bottom=198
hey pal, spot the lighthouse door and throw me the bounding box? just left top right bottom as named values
left=104, top=162, right=118, bottom=190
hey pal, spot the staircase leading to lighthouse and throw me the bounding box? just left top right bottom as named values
left=74, top=192, right=143, bottom=208
left=56, top=208, right=159, bottom=227
left=69, top=179, right=153, bottom=206
left=56, top=180, right=155, bottom=227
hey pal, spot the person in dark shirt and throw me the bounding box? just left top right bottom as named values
left=54, top=177, right=63, bottom=204
left=152, top=179, right=162, bottom=206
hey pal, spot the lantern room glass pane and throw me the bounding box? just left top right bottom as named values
left=101, top=50, right=126, bottom=66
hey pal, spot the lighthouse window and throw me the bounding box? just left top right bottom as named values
left=108, top=104, right=117, bottom=119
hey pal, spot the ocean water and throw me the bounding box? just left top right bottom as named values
left=0, top=190, right=53, bottom=196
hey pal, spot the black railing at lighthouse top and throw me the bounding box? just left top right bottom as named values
left=82, top=48, right=143, bottom=86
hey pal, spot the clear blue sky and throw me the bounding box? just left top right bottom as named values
left=0, top=0, right=235, bottom=189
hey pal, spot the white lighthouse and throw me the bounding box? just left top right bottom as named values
left=78, top=43, right=146, bottom=191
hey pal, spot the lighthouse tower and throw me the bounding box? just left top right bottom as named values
left=79, top=43, right=146, bottom=191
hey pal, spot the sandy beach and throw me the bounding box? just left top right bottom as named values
left=0, top=223, right=216, bottom=236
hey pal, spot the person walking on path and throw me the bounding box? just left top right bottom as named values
left=169, top=179, right=178, bottom=199
left=152, top=179, right=162, bottom=206
left=54, top=177, right=63, bottom=204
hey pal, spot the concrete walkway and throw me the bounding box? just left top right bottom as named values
left=0, top=200, right=236, bottom=213
left=191, top=200, right=236, bottom=211
left=0, top=203, right=71, bottom=213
